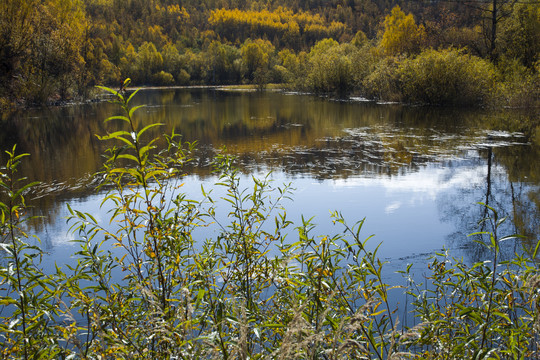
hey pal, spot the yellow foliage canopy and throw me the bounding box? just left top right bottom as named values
left=380, top=5, right=426, bottom=56
left=208, top=7, right=346, bottom=46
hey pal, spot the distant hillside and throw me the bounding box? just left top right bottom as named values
left=1, top=0, right=538, bottom=106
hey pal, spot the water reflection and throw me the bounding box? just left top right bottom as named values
left=0, top=89, right=538, bottom=265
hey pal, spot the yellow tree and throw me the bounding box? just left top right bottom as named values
left=380, top=5, right=426, bottom=56
left=0, top=0, right=40, bottom=98
left=0, top=0, right=87, bottom=102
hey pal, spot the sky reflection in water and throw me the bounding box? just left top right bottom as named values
left=2, top=89, right=537, bottom=276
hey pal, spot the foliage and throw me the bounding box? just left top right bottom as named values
left=398, top=48, right=497, bottom=106
left=0, top=146, right=62, bottom=358
left=0, top=0, right=87, bottom=104
left=240, top=39, right=275, bottom=83
left=305, top=39, right=356, bottom=95
left=495, top=56, right=540, bottom=108
left=379, top=6, right=426, bottom=56
left=205, top=41, right=242, bottom=84
left=362, top=56, right=403, bottom=102
left=208, top=7, right=346, bottom=49
left=1, top=0, right=539, bottom=106
left=0, top=82, right=539, bottom=358
left=406, top=206, right=540, bottom=358
left=498, top=3, right=540, bottom=69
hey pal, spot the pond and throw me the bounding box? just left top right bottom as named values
left=1, top=88, right=539, bottom=285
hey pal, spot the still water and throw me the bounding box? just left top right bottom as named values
left=1, top=88, right=539, bottom=276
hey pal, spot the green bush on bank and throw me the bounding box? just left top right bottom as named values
left=362, top=56, right=403, bottom=102
left=293, top=40, right=539, bottom=107
left=495, top=57, right=540, bottom=108
left=398, top=48, right=497, bottom=106
left=0, top=83, right=539, bottom=358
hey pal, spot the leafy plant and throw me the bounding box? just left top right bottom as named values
left=406, top=205, right=540, bottom=359
left=0, top=146, right=65, bottom=358
left=398, top=48, right=497, bottom=106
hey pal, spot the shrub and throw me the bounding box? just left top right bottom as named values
left=362, top=56, right=403, bottom=102
left=350, top=43, right=379, bottom=93
left=152, top=70, right=175, bottom=85
left=306, top=39, right=356, bottom=95
left=495, top=56, right=540, bottom=108
left=408, top=206, right=540, bottom=358
left=176, top=68, right=191, bottom=85
left=397, top=48, right=497, bottom=106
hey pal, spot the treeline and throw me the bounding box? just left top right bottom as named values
left=208, top=7, right=347, bottom=48
left=0, top=0, right=539, bottom=107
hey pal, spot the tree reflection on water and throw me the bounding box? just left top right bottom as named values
left=0, top=89, right=537, bottom=264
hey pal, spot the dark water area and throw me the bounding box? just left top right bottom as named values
left=1, top=88, right=539, bottom=285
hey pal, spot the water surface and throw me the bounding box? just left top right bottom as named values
left=1, top=88, right=538, bottom=272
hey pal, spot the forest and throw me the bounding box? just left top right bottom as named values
left=0, top=0, right=539, bottom=107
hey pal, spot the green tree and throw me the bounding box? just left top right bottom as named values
left=306, top=39, right=355, bottom=94
left=498, top=2, right=540, bottom=68
left=0, top=0, right=39, bottom=99
left=135, top=42, right=163, bottom=84
left=0, top=0, right=87, bottom=103
left=240, top=39, right=275, bottom=82
left=206, top=41, right=241, bottom=84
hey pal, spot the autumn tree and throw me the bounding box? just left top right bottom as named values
left=136, top=42, right=164, bottom=84
left=240, top=39, right=275, bottom=82
left=206, top=41, right=241, bottom=84
left=0, top=0, right=87, bottom=103
left=498, top=2, right=540, bottom=67
left=306, top=38, right=355, bottom=94
left=0, top=0, right=39, bottom=99
left=380, top=5, right=426, bottom=56
left=209, top=7, right=347, bottom=49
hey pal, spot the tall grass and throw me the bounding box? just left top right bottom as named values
left=0, top=80, right=538, bottom=358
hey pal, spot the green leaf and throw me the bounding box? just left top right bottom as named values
left=129, top=104, right=146, bottom=118
left=13, top=181, right=40, bottom=199
left=138, top=144, right=155, bottom=159
left=104, top=115, right=130, bottom=123
left=98, top=133, right=133, bottom=147
left=126, top=87, right=140, bottom=104
left=144, top=170, right=167, bottom=182
left=99, top=130, right=131, bottom=140
left=533, top=239, right=540, bottom=259
left=116, top=154, right=139, bottom=163
left=137, top=123, right=163, bottom=142
left=96, top=85, right=121, bottom=100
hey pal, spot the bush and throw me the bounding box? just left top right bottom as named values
left=362, top=56, right=403, bottom=102
left=176, top=68, right=191, bottom=85
left=349, top=43, right=379, bottom=93
left=152, top=70, right=175, bottom=86
left=495, top=56, right=540, bottom=108
left=398, top=48, right=497, bottom=106
left=306, top=39, right=355, bottom=95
